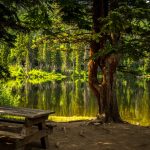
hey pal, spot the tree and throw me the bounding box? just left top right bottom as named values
left=0, top=0, right=52, bottom=78
left=88, top=0, right=121, bottom=122
left=0, top=0, right=52, bottom=46
left=88, top=0, right=149, bottom=122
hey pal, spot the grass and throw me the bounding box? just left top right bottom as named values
left=48, top=115, right=96, bottom=122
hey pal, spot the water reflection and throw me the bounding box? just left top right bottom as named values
left=117, top=76, right=150, bottom=126
left=0, top=76, right=150, bottom=126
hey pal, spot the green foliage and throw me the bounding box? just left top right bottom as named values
left=8, top=64, right=67, bottom=82
left=58, top=0, right=92, bottom=30
left=118, top=52, right=150, bottom=76
left=99, top=2, right=150, bottom=59
left=9, top=65, right=24, bottom=78
left=28, top=69, right=66, bottom=81
left=0, top=65, right=10, bottom=79
left=0, top=0, right=53, bottom=46
left=0, top=0, right=149, bottom=80
left=0, top=81, right=20, bottom=106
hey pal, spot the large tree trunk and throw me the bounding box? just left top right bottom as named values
left=88, top=0, right=122, bottom=122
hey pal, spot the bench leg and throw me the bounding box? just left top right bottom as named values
left=38, top=122, right=49, bottom=149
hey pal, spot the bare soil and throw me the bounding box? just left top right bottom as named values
left=1, top=121, right=150, bottom=150
left=48, top=121, right=150, bottom=150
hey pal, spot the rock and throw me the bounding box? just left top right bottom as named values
left=55, top=141, right=60, bottom=148
left=79, top=129, right=85, bottom=137
left=62, top=126, right=67, bottom=134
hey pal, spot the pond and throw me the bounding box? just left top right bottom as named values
left=0, top=75, right=150, bottom=126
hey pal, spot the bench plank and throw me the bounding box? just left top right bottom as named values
left=0, top=131, right=25, bottom=140
left=0, top=106, right=54, bottom=118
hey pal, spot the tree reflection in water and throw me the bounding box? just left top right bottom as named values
left=0, top=76, right=150, bottom=126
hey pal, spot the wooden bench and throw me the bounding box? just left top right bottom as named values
left=0, top=106, right=54, bottom=150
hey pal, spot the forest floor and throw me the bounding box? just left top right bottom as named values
left=1, top=120, right=150, bottom=150
left=47, top=121, right=150, bottom=150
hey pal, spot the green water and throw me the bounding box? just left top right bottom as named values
left=0, top=76, right=150, bottom=126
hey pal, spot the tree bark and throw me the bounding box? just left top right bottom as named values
left=88, top=0, right=122, bottom=122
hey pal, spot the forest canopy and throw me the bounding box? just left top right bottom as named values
left=0, top=0, right=150, bottom=78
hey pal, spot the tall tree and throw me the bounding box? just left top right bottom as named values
left=88, top=0, right=149, bottom=122
left=88, top=0, right=121, bottom=122
left=0, top=0, right=52, bottom=78
left=0, top=0, right=52, bottom=45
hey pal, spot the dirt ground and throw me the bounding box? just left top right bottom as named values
left=48, top=121, right=150, bottom=150
left=1, top=121, right=150, bottom=150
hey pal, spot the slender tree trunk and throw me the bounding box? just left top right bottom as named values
left=88, top=0, right=122, bottom=122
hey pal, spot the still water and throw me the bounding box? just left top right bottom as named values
left=0, top=75, right=150, bottom=126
